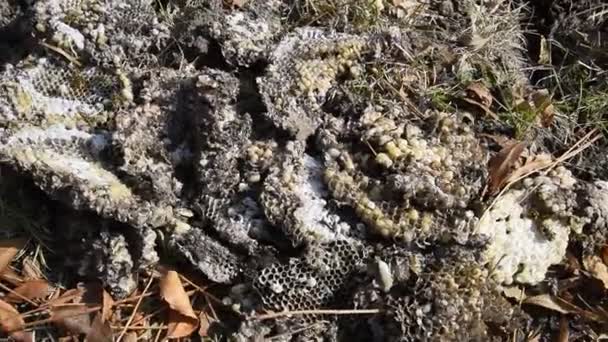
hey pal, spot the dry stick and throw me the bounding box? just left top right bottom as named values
left=116, top=275, right=155, bottom=342
left=153, top=327, right=164, bottom=342
left=250, top=309, right=382, bottom=321
left=0, top=282, right=40, bottom=306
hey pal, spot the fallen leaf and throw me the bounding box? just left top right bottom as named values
left=167, top=310, right=199, bottom=339
left=50, top=288, right=84, bottom=306
left=160, top=270, right=197, bottom=319
left=122, top=332, right=138, bottom=342
left=1, top=267, right=24, bottom=286
left=160, top=270, right=199, bottom=339
left=0, top=298, right=28, bottom=340
left=600, top=245, right=608, bottom=265
left=50, top=304, right=94, bottom=336
left=0, top=238, right=27, bottom=274
left=531, top=89, right=554, bottom=128
left=198, top=311, right=216, bottom=337
left=504, top=153, right=553, bottom=185
left=523, top=294, right=581, bottom=315
left=487, top=141, right=527, bottom=195
left=6, top=280, right=50, bottom=304
left=85, top=314, right=113, bottom=342
left=101, top=290, right=114, bottom=322
left=538, top=35, right=551, bottom=65
left=466, top=82, right=493, bottom=107
left=558, top=315, right=569, bottom=342
left=583, top=255, right=608, bottom=289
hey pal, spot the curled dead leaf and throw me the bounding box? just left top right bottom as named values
left=487, top=141, right=527, bottom=195
left=583, top=255, right=608, bottom=289
left=160, top=270, right=199, bottom=339
left=160, top=270, right=197, bottom=319
left=0, top=238, right=27, bottom=274
left=6, top=279, right=51, bottom=304
left=466, top=82, right=493, bottom=107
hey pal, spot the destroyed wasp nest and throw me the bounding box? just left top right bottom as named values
left=4, top=0, right=608, bottom=340
left=319, top=108, right=487, bottom=242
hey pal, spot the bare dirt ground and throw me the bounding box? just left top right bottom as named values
left=0, top=0, right=608, bottom=341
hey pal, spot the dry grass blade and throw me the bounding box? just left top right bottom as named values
left=486, top=141, right=527, bottom=195
left=0, top=238, right=27, bottom=273
left=6, top=280, right=51, bottom=304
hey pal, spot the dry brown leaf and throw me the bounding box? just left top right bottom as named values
left=532, top=89, right=554, bottom=128
left=161, top=270, right=199, bottom=339
left=50, top=288, right=84, bottom=306
left=0, top=238, right=27, bottom=274
left=583, top=255, right=608, bottom=289
left=85, top=314, right=113, bottom=342
left=198, top=311, right=216, bottom=337
left=122, top=332, right=138, bottom=342
left=601, top=245, right=608, bottom=265
left=558, top=315, right=569, bottom=342
left=101, top=290, right=114, bottom=322
left=0, top=298, right=25, bottom=334
left=6, top=280, right=50, bottom=304
left=160, top=270, right=197, bottom=319
left=504, top=153, right=553, bottom=185
left=50, top=304, right=94, bottom=336
left=1, top=267, right=24, bottom=286
left=487, top=141, right=527, bottom=195
left=523, top=294, right=581, bottom=315
left=466, top=82, right=493, bottom=107
left=167, top=310, right=199, bottom=339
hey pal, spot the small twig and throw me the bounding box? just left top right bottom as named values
left=116, top=275, right=155, bottom=342
left=250, top=308, right=382, bottom=321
